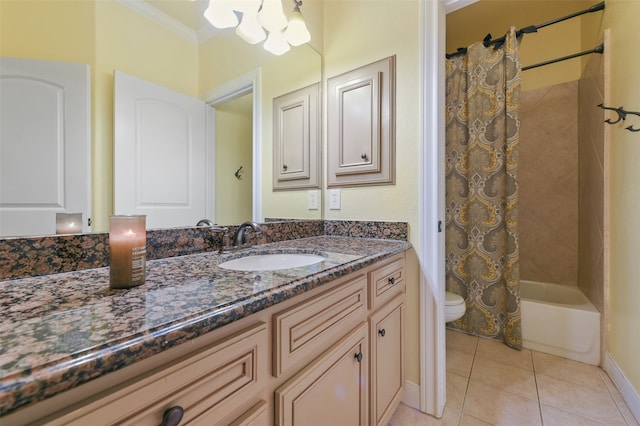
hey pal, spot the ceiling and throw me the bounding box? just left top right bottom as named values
left=145, top=0, right=210, bottom=32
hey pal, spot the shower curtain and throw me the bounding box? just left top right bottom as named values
left=445, top=28, right=522, bottom=349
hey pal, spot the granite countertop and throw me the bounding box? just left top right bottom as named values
left=0, top=236, right=411, bottom=417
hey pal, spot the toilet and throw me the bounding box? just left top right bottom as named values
left=445, top=291, right=466, bottom=322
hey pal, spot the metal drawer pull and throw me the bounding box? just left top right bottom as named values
left=388, top=276, right=396, bottom=285
left=378, top=328, right=386, bottom=337
left=161, top=406, right=184, bottom=426
left=354, top=352, right=363, bottom=363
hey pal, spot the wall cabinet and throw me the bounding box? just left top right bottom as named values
left=327, top=56, right=396, bottom=187
left=272, top=83, right=321, bottom=190
left=12, top=254, right=406, bottom=426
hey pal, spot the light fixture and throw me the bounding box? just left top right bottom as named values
left=204, top=0, right=311, bottom=55
left=284, top=1, right=310, bottom=46
left=204, top=0, right=238, bottom=29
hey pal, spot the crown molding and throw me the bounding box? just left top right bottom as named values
left=443, top=0, right=479, bottom=14
left=113, top=0, right=199, bottom=44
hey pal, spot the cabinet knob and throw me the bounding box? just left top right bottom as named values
left=388, top=276, right=396, bottom=285
left=161, top=406, right=184, bottom=426
left=354, top=352, right=363, bottom=363
left=283, top=164, right=288, bottom=171
left=361, top=153, right=367, bottom=160
left=378, top=328, right=386, bottom=337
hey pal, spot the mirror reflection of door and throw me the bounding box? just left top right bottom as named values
left=214, top=93, right=253, bottom=225
left=0, top=57, right=91, bottom=237
left=114, top=71, right=211, bottom=229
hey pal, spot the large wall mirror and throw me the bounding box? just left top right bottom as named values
left=0, top=0, right=323, bottom=237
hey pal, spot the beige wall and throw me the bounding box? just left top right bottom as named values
left=215, top=94, right=253, bottom=225
left=602, top=0, right=640, bottom=398
left=322, top=0, right=422, bottom=385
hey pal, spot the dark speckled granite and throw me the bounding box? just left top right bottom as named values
left=0, top=236, right=411, bottom=417
left=0, top=220, right=405, bottom=281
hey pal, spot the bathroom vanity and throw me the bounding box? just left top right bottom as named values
left=0, top=236, right=410, bottom=426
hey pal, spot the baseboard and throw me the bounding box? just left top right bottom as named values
left=402, top=380, right=421, bottom=410
left=604, top=352, right=640, bottom=423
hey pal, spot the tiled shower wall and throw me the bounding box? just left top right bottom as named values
left=578, top=52, right=605, bottom=314
left=519, top=55, right=605, bottom=314
left=519, top=80, right=579, bottom=287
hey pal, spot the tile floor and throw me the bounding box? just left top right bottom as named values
left=388, top=329, right=639, bottom=426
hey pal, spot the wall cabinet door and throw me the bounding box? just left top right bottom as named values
left=369, top=294, right=405, bottom=426
left=272, top=83, right=320, bottom=190
left=327, top=56, right=395, bottom=187
left=275, top=323, right=369, bottom=426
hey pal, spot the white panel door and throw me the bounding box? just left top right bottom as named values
left=0, top=57, right=91, bottom=237
left=114, top=71, right=210, bottom=229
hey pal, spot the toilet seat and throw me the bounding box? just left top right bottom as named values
left=445, top=291, right=466, bottom=322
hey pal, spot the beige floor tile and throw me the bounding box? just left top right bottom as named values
left=463, top=380, right=542, bottom=426
left=447, top=348, right=474, bottom=378
left=541, top=404, right=610, bottom=426
left=446, top=372, right=469, bottom=412
left=459, top=414, right=493, bottom=425
left=532, top=351, right=606, bottom=390
left=475, top=338, right=533, bottom=371
left=536, top=374, right=626, bottom=425
left=598, top=369, right=640, bottom=426
left=446, top=329, right=478, bottom=355
left=470, top=356, right=538, bottom=400
left=388, top=403, right=460, bottom=426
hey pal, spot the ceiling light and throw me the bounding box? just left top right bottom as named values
left=284, top=1, right=310, bottom=46
left=204, top=0, right=238, bottom=29
left=205, top=0, right=310, bottom=55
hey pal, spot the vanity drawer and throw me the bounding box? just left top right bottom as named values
left=368, top=255, right=405, bottom=310
left=273, top=274, right=367, bottom=377
left=50, top=322, right=268, bottom=426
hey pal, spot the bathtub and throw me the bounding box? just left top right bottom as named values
left=520, top=280, right=600, bottom=365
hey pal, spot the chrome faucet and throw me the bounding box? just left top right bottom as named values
left=234, top=221, right=263, bottom=248
left=196, top=219, right=229, bottom=254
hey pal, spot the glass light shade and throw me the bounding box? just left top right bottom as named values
left=284, top=11, right=310, bottom=46
left=204, top=0, right=238, bottom=29
left=264, top=30, right=290, bottom=55
left=232, top=0, right=261, bottom=14
left=258, top=0, right=288, bottom=32
left=236, top=11, right=266, bottom=44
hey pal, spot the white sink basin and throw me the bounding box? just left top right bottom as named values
left=218, top=253, right=326, bottom=271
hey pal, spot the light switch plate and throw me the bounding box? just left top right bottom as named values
left=308, top=190, right=319, bottom=210
left=329, top=189, right=341, bottom=210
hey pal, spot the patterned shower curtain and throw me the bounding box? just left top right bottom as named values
left=445, top=28, right=522, bottom=349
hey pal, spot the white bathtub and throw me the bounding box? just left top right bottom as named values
left=521, top=280, right=601, bottom=365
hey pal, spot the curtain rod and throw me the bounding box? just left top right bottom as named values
left=522, top=44, right=604, bottom=71
left=446, top=1, right=605, bottom=58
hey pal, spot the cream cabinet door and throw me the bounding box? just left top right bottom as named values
left=272, top=83, right=320, bottom=190
left=275, top=323, right=369, bottom=426
left=369, top=294, right=405, bottom=426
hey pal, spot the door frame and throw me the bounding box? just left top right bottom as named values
left=203, top=68, right=263, bottom=223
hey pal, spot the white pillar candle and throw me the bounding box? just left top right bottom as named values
left=56, top=213, right=83, bottom=234
left=109, top=215, right=146, bottom=289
